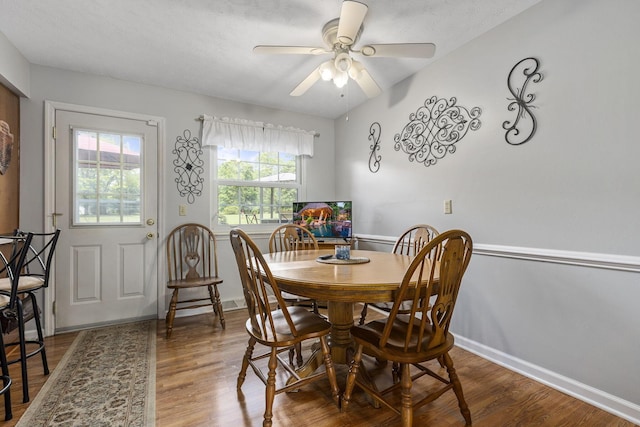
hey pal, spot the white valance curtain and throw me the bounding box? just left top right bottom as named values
left=200, top=114, right=316, bottom=157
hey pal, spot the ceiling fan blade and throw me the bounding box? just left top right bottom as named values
left=290, top=66, right=321, bottom=96
left=253, top=45, right=329, bottom=55
left=352, top=65, right=381, bottom=98
left=360, top=43, right=436, bottom=58
left=337, top=1, right=368, bottom=45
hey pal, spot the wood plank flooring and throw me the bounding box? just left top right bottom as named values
left=1, top=306, right=636, bottom=426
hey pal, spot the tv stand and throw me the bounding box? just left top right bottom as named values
left=316, top=238, right=354, bottom=249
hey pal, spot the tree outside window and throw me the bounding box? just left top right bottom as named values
left=215, top=148, right=299, bottom=225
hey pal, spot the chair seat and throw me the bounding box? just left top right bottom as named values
left=167, top=276, right=223, bottom=289
left=0, top=276, right=45, bottom=292
left=352, top=316, right=455, bottom=364
left=247, top=305, right=331, bottom=347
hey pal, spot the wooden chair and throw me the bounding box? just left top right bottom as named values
left=0, top=232, right=36, bottom=418
left=165, top=223, right=225, bottom=338
left=342, top=229, right=473, bottom=427
left=268, top=224, right=321, bottom=313
left=0, top=229, right=59, bottom=403
left=268, top=224, right=321, bottom=367
left=229, top=228, right=339, bottom=427
left=359, top=224, right=439, bottom=325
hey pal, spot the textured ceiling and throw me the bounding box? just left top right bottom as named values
left=0, top=0, right=542, bottom=119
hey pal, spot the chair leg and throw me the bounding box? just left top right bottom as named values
left=16, top=299, right=29, bottom=403
left=392, top=361, right=401, bottom=383
left=166, top=288, right=179, bottom=338
left=358, top=303, right=368, bottom=325
left=287, top=343, right=303, bottom=367
left=400, top=363, right=413, bottom=427
left=0, top=329, right=12, bottom=421
left=263, top=347, right=278, bottom=427
left=443, top=352, right=472, bottom=426
left=29, top=293, right=49, bottom=375
left=288, top=347, right=295, bottom=366
left=319, top=336, right=340, bottom=406
left=341, top=345, right=364, bottom=412
left=237, top=337, right=255, bottom=390
left=208, top=285, right=225, bottom=329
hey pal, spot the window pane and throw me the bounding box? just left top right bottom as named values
left=218, top=185, right=239, bottom=225
left=123, top=135, right=141, bottom=167
left=73, top=128, right=143, bottom=225
left=98, top=133, right=122, bottom=164
left=216, top=147, right=300, bottom=226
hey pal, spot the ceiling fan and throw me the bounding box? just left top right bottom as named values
left=253, top=0, right=436, bottom=98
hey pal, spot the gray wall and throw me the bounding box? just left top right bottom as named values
left=336, top=0, right=639, bottom=422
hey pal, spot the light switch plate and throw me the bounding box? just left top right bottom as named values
left=444, top=199, right=452, bottom=214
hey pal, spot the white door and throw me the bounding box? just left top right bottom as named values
left=53, top=108, right=160, bottom=331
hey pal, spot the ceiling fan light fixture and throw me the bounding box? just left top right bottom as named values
left=333, top=70, right=349, bottom=88
left=334, top=52, right=352, bottom=73
left=319, top=60, right=335, bottom=81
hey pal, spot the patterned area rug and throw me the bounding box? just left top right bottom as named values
left=17, top=320, right=156, bottom=427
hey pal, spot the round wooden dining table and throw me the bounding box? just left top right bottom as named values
left=262, top=248, right=416, bottom=367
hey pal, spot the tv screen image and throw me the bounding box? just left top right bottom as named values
left=292, top=201, right=352, bottom=240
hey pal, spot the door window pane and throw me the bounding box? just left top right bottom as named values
left=73, top=129, right=143, bottom=225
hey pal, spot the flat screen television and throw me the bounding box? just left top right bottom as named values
left=291, top=200, right=352, bottom=241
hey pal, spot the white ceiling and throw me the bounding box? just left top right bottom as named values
left=0, top=0, right=541, bottom=119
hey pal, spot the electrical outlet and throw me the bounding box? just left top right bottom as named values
left=179, top=204, right=187, bottom=216
left=444, top=199, right=452, bottom=214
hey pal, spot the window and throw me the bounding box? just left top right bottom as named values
left=73, top=128, right=143, bottom=225
left=215, top=147, right=300, bottom=226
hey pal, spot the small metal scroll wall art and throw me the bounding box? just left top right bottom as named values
left=394, top=96, right=482, bottom=167
left=368, top=122, right=382, bottom=173
left=173, top=129, right=204, bottom=204
left=503, top=57, right=543, bottom=145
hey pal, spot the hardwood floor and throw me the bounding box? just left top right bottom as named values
left=2, top=306, right=636, bottom=426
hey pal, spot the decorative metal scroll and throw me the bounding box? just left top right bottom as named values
left=503, top=57, right=543, bottom=145
left=394, top=96, right=482, bottom=167
left=368, top=122, right=381, bottom=173
left=173, top=129, right=204, bottom=204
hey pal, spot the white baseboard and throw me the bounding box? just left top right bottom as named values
left=455, top=335, right=640, bottom=425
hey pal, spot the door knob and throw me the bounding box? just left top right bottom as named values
left=146, top=219, right=155, bottom=226
left=147, top=233, right=155, bottom=239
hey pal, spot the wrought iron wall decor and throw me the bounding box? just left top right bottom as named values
left=368, top=122, right=381, bottom=173
left=503, top=57, right=543, bottom=145
left=173, top=129, right=204, bottom=204
left=393, top=96, right=482, bottom=167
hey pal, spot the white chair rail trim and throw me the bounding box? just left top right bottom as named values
left=354, top=234, right=640, bottom=273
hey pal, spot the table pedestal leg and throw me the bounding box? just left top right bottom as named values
left=289, top=301, right=356, bottom=381
left=327, top=301, right=355, bottom=365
